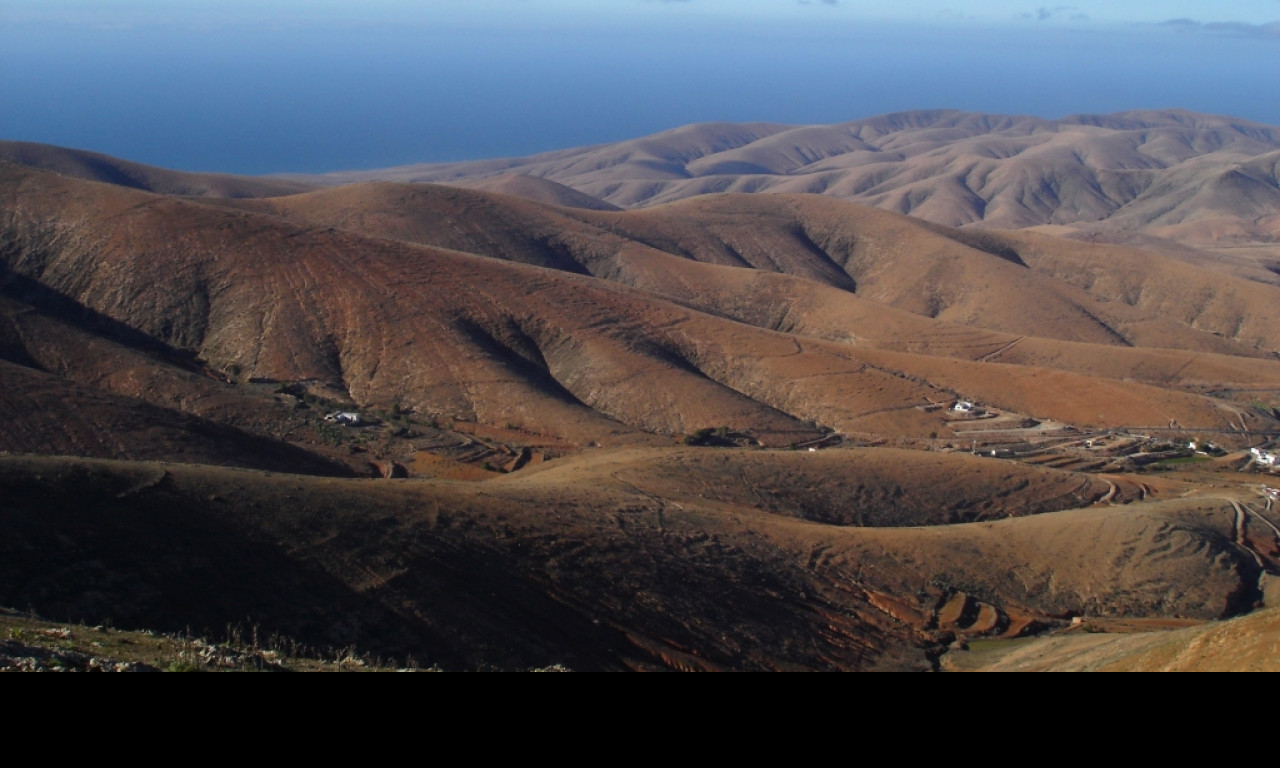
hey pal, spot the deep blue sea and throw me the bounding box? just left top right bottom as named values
left=2, top=19, right=1276, bottom=174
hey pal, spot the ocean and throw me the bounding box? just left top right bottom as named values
left=2, top=18, right=1276, bottom=175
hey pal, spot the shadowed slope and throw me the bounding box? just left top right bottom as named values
left=500, top=446, right=1113, bottom=527
left=0, top=142, right=314, bottom=198
left=0, top=453, right=1262, bottom=670
left=0, top=359, right=350, bottom=475
left=0, top=454, right=921, bottom=671
left=0, top=292, right=399, bottom=473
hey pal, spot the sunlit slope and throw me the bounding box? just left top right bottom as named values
left=234, top=183, right=1280, bottom=355
left=225, top=182, right=1280, bottom=398
left=293, top=110, right=1280, bottom=242
left=458, top=173, right=622, bottom=211
left=947, top=607, right=1280, bottom=672
left=2, top=164, right=1270, bottom=442
left=0, top=164, right=937, bottom=443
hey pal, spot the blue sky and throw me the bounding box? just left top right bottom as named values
left=2, top=1, right=1277, bottom=173
left=5, top=1, right=1279, bottom=26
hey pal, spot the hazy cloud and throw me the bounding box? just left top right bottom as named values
left=1017, top=6, right=1086, bottom=22
left=1159, top=18, right=1280, bottom=38
left=935, top=9, right=978, bottom=22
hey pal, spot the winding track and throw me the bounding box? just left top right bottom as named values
left=1227, top=499, right=1267, bottom=571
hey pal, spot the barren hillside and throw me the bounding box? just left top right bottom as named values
left=0, top=453, right=1265, bottom=670
left=279, top=110, right=1280, bottom=283
left=223, top=182, right=1280, bottom=392
left=0, top=140, right=314, bottom=199
left=3, top=142, right=1280, bottom=671
left=8, top=163, right=1267, bottom=446
left=944, top=606, right=1280, bottom=672
left=286, top=110, right=1280, bottom=237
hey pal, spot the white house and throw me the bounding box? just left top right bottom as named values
left=325, top=412, right=362, bottom=426
left=1251, top=447, right=1278, bottom=467
left=953, top=400, right=976, bottom=414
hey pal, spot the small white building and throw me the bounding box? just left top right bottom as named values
left=325, top=411, right=362, bottom=426
left=1251, top=447, right=1278, bottom=467
left=953, top=400, right=976, bottom=414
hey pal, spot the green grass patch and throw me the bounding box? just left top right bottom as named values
left=942, top=637, right=1038, bottom=672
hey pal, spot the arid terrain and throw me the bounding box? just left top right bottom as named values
left=2, top=112, right=1279, bottom=670
left=288, top=110, right=1280, bottom=286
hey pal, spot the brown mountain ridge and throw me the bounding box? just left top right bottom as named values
left=2, top=135, right=1280, bottom=670
left=284, top=109, right=1280, bottom=284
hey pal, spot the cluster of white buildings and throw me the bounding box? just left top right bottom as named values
left=1250, top=447, right=1277, bottom=468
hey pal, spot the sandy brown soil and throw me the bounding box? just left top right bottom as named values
left=943, top=607, right=1280, bottom=672
left=4, top=141, right=1280, bottom=670
left=1, top=450, right=1270, bottom=670
left=288, top=110, right=1280, bottom=259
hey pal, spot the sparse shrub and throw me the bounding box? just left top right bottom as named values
left=316, top=422, right=346, bottom=446
left=683, top=427, right=716, bottom=446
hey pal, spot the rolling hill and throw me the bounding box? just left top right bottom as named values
left=943, top=606, right=1280, bottom=672
left=285, top=110, right=1280, bottom=284
left=5, top=161, right=1274, bottom=444
left=0, top=452, right=1265, bottom=670
left=287, top=110, right=1280, bottom=233
left=3, top=135, right=1280, bottom=670
left=0, top=140, right=315, bottom=199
